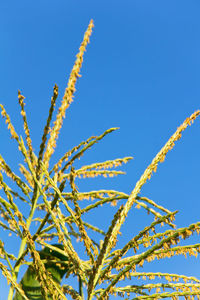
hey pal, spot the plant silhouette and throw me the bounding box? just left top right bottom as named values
left=0, top=20, right=200, bottom=300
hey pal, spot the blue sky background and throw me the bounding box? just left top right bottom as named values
left=0, top=1, right=200, bottom=299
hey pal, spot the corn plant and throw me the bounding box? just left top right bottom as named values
left=0, top=19, right=200, bottom=300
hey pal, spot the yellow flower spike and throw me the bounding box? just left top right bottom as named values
left=43, top=20, right=94, bottom=169
left=18, top=91, right=34, bottom=165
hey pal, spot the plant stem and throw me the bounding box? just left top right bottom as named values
left=7, top=186, right=40, bottom=300
left=79, top=276, right=84, bottom=300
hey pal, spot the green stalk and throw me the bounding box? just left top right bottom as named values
left=7, top=177, right=41, bottom=300
left=79, top=276, right=84, bottom=299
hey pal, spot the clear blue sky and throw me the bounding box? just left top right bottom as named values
left=1, top=1, right=200, bottom=299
